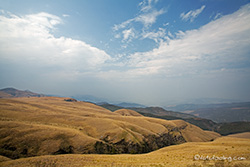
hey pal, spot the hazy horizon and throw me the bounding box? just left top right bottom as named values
left=1, top=0, right=250, bottom=106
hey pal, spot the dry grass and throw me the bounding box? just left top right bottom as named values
left=227, top=132, right=250, bottom=139
left=0, top=155, right=11, bottom=163
left=0, top=97, right=225, bottom=166
left=0, top=136, right=249, bottom=167
left=0, top=120, right=97, bottom=158
left=0, top=97, right=219, bottom=143
left=114, top=109, right=143, bottom=117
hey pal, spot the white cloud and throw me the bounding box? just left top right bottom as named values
left=112, top=0, right=165, bottom=44
left=114, top=33, right=121, bottom=39
left=62, top=14, right=70, bottom=17
left=126, top=4, right=250, bottom=77
left=139, top=0, right=159, bottom=12
left=135, top=9, right=165, bottom=28
left=142, top=27, right=166, bottom=43
left=180, top=5, right=206, bottom=22
left=122, top=28, right=136, bottom=42
left=113, top=18, right=134, bottom=31
left=163, top=22, right=169, bottom=26
left=214, top=12, right=222, bottom=20
left=0, top=11, right=111, bottom=75
left=113, top=9, right=164, bottom=32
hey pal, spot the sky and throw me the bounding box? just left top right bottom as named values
left=0, top=0, right=250, bottom=106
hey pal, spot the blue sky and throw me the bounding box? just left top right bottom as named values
left=0, top=0, right=250, bottom=105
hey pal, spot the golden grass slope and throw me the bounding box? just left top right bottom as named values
left=0, top=136, right=249, bottom=167
left=228, top=132, right=250, bottom=139
left=0, top=97, right=220, bottom=158
left=114, top=109, right=143, bottom=117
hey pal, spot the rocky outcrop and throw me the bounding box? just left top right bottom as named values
left=64, top=98, right=77, bottom=102
left=94, top=132, right=186, bottom=154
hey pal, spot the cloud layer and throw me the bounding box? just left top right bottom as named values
left=113, top=0, right=165, bottom=43
left=125, top=4, right=250, bottom=78
left=180, top=5, right=206, bottom=22
left=0, top=11, right=111, bottom=75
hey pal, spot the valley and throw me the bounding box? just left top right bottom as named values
left=0, top=88, right=249, bottom=166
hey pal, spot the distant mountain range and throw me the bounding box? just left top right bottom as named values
left=165, top=102, right=250, bottom=123
left=169, top=97, right=242, bottom=105
left=72, top=95, right=146, bottom=108
left=72, top=94, right=250, bottom=123
left=0, top=88, right=45, bottom=98
left=129, top=107, right=195, bottom=119
left=115, top=102, right=146, bottom=108
left=71, top=95, right=107, bottom=104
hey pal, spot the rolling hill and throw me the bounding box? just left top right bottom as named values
left=0, top=97, right=220, bottom=160
left=227, top=132, right=250, bottom=139
left=99, top=103, right=124, bottom=112
left=0, top=135, right=249, bottom=167
left=114, top=109, right=143, bottom=117
left=99, top=104, right=196, bottom=119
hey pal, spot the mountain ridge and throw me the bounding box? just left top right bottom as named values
left=166, top=102, right=250, bottom=123
left=0, top=87, right=45, bottom=98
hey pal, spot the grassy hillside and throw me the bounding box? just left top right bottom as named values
left=0, top=97, right=220, bottom=159
left=114, top=109, right=143, bottom=116
left=0, top=136, right=249, bottom=167
left=99, top=103, right=123, bottom=112
left=228, top=132, right=250, bottom=139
